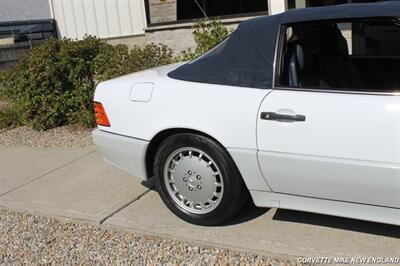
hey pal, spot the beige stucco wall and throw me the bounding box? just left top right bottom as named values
left=145, top=27, right=196, bottom=55
left=106, top=35, right=147, bottom=50
left=104, top=28, right=196, bottom=55
left=105, top=19, right=243, bottom=56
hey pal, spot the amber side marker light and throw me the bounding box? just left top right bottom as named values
left=94, top=102, right=111, bottom=127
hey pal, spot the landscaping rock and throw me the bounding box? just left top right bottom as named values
left=0, top=126, right=94, bottom=148
left=0, top=210, right=302, bottom=265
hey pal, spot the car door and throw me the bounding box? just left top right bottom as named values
left=257, top=89, right=400, bottom=208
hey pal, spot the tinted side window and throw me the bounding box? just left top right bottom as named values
left=353, top=20, right=400, bottom=56
left=278, top=18, right=400, bottom=92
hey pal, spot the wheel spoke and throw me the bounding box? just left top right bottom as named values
left=163, top=147, right=224, bottom=215
left=213, top=191, right=221, bottom=197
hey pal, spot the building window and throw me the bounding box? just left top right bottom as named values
left=288, top=0, right=385, bottom=9
left=145, top=0, right=268, bottom=26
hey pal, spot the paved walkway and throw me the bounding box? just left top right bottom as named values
left=1, top=146, right=399, bottom=258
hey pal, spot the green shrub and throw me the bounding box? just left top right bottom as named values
left=131, top=43, right=175, bottom=71
left=180, top=19, right=232, bottom=61
left=93, top=44, right=131, bottom=82
left=0, top=104, right=23, bottom=129
left=0, top=69, right=9, bottom=98
left=1, top=37, right=174, bottom=130
left=0, top=69, right=6, bottom=84
left=94, top=43, right=175, bottom=82
left=2, top=37, right=103, bottom=130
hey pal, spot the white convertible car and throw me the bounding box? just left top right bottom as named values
left=93, top=2, right=400, bottom=226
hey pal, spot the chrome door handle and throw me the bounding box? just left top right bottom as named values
left=261, top=112, right=306, bottom=122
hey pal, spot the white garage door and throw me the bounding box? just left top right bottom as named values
left=50, top=0, right=146, bottom=39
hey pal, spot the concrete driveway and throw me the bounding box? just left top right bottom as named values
left=0, top=146, right=399, bottom=259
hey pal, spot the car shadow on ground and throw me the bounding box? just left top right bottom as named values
left=229, top=202, right=400, bottom=238
left=144, top=180, right=399, bottom=238
left=272, top=209, right=400, bottom=239
left=225, top=200, right=269, bottom=226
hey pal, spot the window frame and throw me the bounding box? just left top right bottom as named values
left=144, top=0, right=268, bottom=27
left=273, top=17, right=400, bottom=96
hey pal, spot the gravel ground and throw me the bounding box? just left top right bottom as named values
left=0, top=210, right=303, bottom=266
left=0, top=126, right=94, bottom=148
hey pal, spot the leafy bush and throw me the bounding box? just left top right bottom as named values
left=94, top=43, right=175, bottom=82
left=1, top=37, right=102, bottom=130
left=0, top=69, right=9, bottom=98
left=0, top=105, right=23, bottom=129
left=0, top=69, right=6, bottom=85
left=1, top=37, right=174, bottom=130
left=180, top=19, right=232, bottom=61
left=93, top=44, right=131, bottom=82
left=132, top=43, right=175, bottom=70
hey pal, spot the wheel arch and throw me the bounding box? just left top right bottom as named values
left=145, top=128, right=228, bottom=180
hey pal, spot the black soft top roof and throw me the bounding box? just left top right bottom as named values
left=168, top=1, right=400, bottom=89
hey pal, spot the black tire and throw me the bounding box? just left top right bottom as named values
left=154, top=133, right=249, bottom=226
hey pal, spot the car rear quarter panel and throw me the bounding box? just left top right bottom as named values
left=94, top=71, right=272, bottom=191
left=95, top=74, right=269, bottom=151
